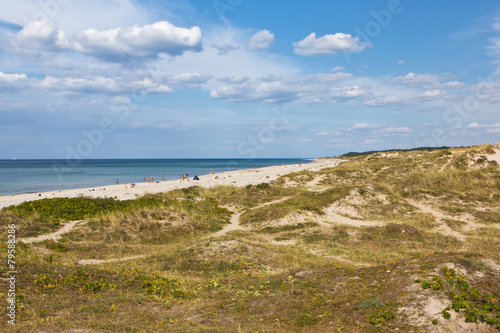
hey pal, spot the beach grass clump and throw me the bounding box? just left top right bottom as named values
left=416, top=265, right=500, bottom=329
left=255, top=222, right=317, bottom=234
left=79, top=197, right=231, bottom=244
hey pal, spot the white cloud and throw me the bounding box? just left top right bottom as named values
left=398, top=60, right=405, bottom=64
left=390, top=72, right=450, bottom=86
left=466, top=122, right=481, bottom=128
left=465, top=122, right=500, bottom=133
left=9, top=19, right=71, bottom=54
left=329, top=86, right=366, bottom=98
left=248, top=29, right=275, bottom=50
left=0, top=71, right=29, bottom=83
left=210, top=41, right=237, bottom=55
left=0, top=71, right=31, bottom=91
left=293, top=32, right=370, bottom=56
left=210, top=80, right=303, bottom=103
left=307, top=72, right=353, bottom=82
left=423, top=81, right=465, bottom=90
left=330, top=66, right=345, bottom=72
left=379, top=126, right=413, bottom=134
left=169, top=73, right=212, bottom=86
left=299, top=85, right=366, bottom=104
left=348, top=123, right=378, bottom=131
left=40, top=75, right=121, bottom=94
left=413, top=89, right=446, bottom=102
left=364, top=96, right=409, bottom=109
left=0, top=71, right=176, bottom=96
left=74, top=21, right=202, bottom=61
left=132, top=78, right=173, bottom=93
left=471, top=81, right=500, bottom=102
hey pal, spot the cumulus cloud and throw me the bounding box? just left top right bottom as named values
left=131, top=78, right=173, bottom=93
left=364, top=96, right=409, bottom=109
left=210, top=41, right=237, bottom=55
left=293, top=32, right=370, bottom=56
left=9, top=19, right=72, bottom=54
left=0, top=71, right=31, bottom=91
left=169, top=73, right=213, bottom=85
left=248, top=29, right=275, bottom=50
left=413, top=89, right=446, bottom=102
left=74, top=21, right=202, bottom=61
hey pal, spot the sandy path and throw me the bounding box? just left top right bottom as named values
left=20, top=220, right=84, bottom=244
left=213, top=198, right=292, bottom=237
left=213, top=211, right=244, bottom=237
left=77, top=255, right=146, bottom=266
left=0, top=159, right=342, bottom=210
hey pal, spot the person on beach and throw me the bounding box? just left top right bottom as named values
left=116, top=178, right=119, bottom=184
left=143, top=177, right=145, bottom=182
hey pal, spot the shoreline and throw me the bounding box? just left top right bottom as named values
left=0, top=158, right=343, bottom=209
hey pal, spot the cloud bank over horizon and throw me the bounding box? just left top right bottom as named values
left=0, top=0, right=499, bottom=159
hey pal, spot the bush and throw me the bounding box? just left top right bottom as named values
left=256, top=182, right=271, bottom=190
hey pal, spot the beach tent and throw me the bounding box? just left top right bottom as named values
left=193, top=175, right=200, bottom=180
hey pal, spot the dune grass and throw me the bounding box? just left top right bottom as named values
left=1, top=144, right=500, bottom=332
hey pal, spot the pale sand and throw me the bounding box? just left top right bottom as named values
left=0, top=158, right=343, bottom=209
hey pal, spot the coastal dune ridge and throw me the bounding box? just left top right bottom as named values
left=0, top=158, right=341, bottom=209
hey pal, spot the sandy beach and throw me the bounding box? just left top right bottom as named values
left=0, top=158, right=342, bottom=209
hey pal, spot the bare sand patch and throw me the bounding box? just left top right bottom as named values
left=20, top=220, right=85, bottom=244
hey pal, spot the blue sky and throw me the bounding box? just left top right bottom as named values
left=1, top=0, right=500, bottom=159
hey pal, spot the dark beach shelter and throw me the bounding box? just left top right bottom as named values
left=193, top=175, right=200, bottom=180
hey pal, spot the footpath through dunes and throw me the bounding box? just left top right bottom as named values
left=0, top=158, right=342, bottom=210
left=4, top=144, right=500, bottom=332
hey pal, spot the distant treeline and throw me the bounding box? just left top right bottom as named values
left=340, top=146, right=452, bottom=158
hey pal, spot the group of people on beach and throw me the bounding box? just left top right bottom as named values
left=115, top=162, right=309, bottom=188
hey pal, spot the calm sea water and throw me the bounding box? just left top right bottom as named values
left=0, top=159, right=311, bottom=196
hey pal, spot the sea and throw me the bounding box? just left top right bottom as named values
left=0, top=158, right=312, bottom=196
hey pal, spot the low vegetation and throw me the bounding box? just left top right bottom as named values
left=1, top=144, right=499, bottom=332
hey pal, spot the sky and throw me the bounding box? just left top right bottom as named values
left=1, top=0, right=500, bottom=159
